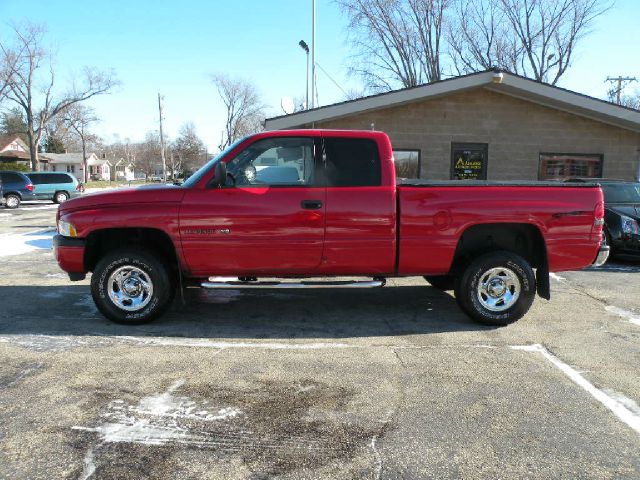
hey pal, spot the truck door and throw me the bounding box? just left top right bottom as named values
left=179, top=136, right=326, bottom=276
left=320, top=136, right=397, bottom=275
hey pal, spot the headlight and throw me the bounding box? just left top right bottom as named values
left=58, top=219, right=77, bottom=237
left=620, top=215, right=639, bottom=235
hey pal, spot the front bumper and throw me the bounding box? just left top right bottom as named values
left=53, top=234, right=86, bottom=281
left=592, top=244, right=610, bottom=267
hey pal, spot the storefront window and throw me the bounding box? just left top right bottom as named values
left=539, top=153, right=603, bottom=180
left=451, top=143, right=488, bottom=180
left=393, top=150, right=421, bottom=179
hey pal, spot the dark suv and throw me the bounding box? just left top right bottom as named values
left=0, top=171, right=36, bottom=209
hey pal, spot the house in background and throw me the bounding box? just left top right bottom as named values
left=44, top=152, right=112, bottom=181
left=0, top=135, right=33, bottom=167
left=112, top=158, right=135, bottom=181
left=265, top=69, right=640, bottom=182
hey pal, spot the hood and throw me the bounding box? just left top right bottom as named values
left=606, top=203, right=640, bottom=220
left=59, top=184, right=186, bottom=213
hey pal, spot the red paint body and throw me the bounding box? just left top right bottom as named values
left=55, top=130, right=603, bottom=280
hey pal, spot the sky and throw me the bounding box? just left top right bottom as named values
left=0, top=0, right=639, bottom=153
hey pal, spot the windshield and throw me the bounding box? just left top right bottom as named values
left=602, top=183, right=640, bottom=204
left=182, top=137, right=246, bottom=188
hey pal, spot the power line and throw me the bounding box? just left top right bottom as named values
left=605, top=76, right=637, bottom=104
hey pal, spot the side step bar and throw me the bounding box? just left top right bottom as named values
left=201, top=278, right=386, bottom=289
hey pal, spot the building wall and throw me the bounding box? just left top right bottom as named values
left=313, top=88, right=640, bottom=181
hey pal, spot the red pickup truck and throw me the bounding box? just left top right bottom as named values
left=54, top=130, right=608, bottom=326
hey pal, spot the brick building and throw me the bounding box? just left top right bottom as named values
left=265, top=70, right=640, bottom=182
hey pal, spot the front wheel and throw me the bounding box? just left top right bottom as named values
left=454, top=251, right=535, bottom=326
left=91, top=248, right=175, bottom=324
left=54, top=191, right=69, bottom=204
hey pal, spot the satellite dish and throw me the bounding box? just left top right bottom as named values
left=281, top=97, right=295, bottom=115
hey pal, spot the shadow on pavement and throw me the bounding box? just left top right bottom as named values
left=0, top=284, right=491, bottom=339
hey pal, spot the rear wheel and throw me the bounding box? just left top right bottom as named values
left=5, top=194, right=20, bottom=209
left=54, top=191, right=70, bottom=204
left=91, top=248, right=175, bottom=324
left=454, top=251, right=535, bottom=326
left=602, top=229, right=615, bottom=260
left=424, top=275, right=456, bottom=291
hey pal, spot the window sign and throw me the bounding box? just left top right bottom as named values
left=451, top=143, right=488, bottom=180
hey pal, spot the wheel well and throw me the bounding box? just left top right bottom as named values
left=451, top=223, right=547, bottom=275
left=84, top=228, right=178, bottom=273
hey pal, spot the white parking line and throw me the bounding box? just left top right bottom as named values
left=118, top=336, right=353, bottom=350
left=604, top=306, right=640, bottom=327
left=512, top=344, right=640, bottom=435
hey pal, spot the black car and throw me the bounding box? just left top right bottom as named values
left=0, top=171, right=37, bottom=209
left=598, top=181, right=640, bottom=258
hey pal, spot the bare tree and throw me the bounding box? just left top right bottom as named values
left=63, top=104, right=99, bottom=182
left=336, top=0, right=450, bottom=91
left=136, top=131, right=163, bottom=179
left=448, top=0, right=522, bottom=74
left=449, top=0, right=612, bottom=84
left=172, top=122, right=207, bottom=178
left=3, top=22, right=117, bottom=170
left=211, top=73, right=265, bottom=150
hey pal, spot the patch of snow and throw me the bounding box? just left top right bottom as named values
left=73, top=379, right=242, bottom=447
left=549, top=272, right=566, bottom=282
left=604, top=306, right=640, bottom=327
left=0, top=229, right=55, bottom=257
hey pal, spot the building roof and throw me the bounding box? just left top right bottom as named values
left=265, top=70, right=640, bottom=133
left=45, top=152, right=111, bottom=166
left=0, top=135, right=29, bottom=152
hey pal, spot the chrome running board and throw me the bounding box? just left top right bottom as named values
left=201, top=278, right=386, bottom=289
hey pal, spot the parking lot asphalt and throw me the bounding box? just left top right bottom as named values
left=0, top=204, right=639, bottom=479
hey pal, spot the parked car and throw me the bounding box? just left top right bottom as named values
left=566, top=178, right=640, bottom=261
left=598, top=180, right=640, bottom=258
left=0, top=171, right=36, bottom=209
left=25, top=172, right=82, bottom=204
left=53, top=130, right=607, bottom=326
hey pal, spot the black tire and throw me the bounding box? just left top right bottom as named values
left=91, top=248, right=175, bottom=324
left=424, top=275, right=456, bottom=291
left=454, top=251, right=535, bottom=326
left=5, top=194, right=20, bottom=209
left=602, top=229, right=615, bottom=260
left=54, top=191, right=70, bottom=204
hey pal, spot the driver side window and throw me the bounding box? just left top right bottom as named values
left=226, top=137, right=316, bottom=187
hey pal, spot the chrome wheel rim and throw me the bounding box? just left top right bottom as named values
left=477, top=267, right=520, bottom=312
left=56, top=193, right=68, bottom=203
left=107, top=266, right=154, bottom=311
left=6, top=196, right=18, bottom=208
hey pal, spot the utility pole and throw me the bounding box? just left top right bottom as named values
left=606, top=76, right=637, bottom=104
left=311, top=0, right=316, bottom=109
left=158, top=93, right=167, bottom=182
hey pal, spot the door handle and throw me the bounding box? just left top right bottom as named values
left=301, top=200, right=323, bottom=210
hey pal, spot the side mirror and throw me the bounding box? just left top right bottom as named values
left=211, top=161, right=227, bottom=188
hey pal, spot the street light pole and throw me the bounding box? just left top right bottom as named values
left=158, top=93, right=167, bottom=182
left=311, top=0, right=316, bottom=109
left=299, top=40, right=310, bottom=109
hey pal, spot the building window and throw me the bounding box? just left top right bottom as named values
left=539, top=153, right=603, bottom=180
left=393, top=150, right=421, bottom=179
left=67, top=165, right=75, bottom=173
left=451, top=143, right=488, bottom=180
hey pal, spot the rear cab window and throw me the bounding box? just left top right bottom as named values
left=323, top=138, right=381, bottom=187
